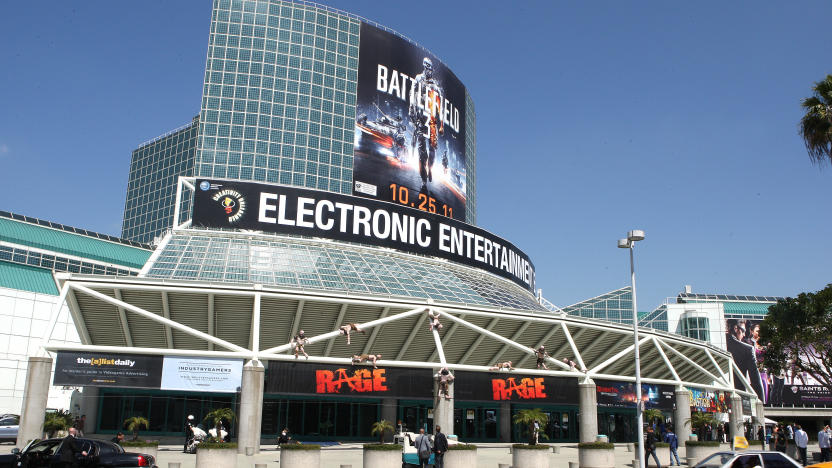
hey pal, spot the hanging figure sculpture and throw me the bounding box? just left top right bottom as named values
left=489, top=361, right=515, bottom=371
left=340, top=322, right=366, bottom=345
left=534, top=345, right=550, bottom=370
left=436, top=367, right=454, bottom=401
left=428, top=310, right=443, bottom=332
left=292, top=329, right=309, bottom=359
left=352, top=353, right=382, bottom=369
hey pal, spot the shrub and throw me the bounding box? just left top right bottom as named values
left=685, top=440, right=720, bottom=447
left=120, top=441, right=159, bottom=448
left=655, top=442, right=670, bottom=448
left=280, top=444, right=321, bottom=450
left=512, top=443, right=550, bottom=450
left=363, top=443, right=402, bottom=451
left=197, top=441, right=237, bottom=450
left=578, top=442, right=614, bottom=450
left=448, top=444, right=477, bottom=450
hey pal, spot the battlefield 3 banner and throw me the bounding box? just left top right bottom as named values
left=191, top=179, right=536, bottom=292
left=353, top=22, right=467, bottom=222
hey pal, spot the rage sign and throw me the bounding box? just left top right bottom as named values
left=316, top=368, right=389, bottom=394
left=491, top=377, right=548, bottom=401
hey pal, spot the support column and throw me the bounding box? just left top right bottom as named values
left=381, top=398, right=396, bottom=442
left=237, top=360, right=264, bottom=455
left=17, top=357, right=53, bottom=447
left=728, top=394, right=743, bottom=442
left=80, top=387, right=99, bottom=436
left=578, top=378, right=598, bottom=443
left=674, top=387, right=692, bottom=444
left=753, top=400, right=765, bottom=440
left=433, top=374, right=454, bottom=437
left=500, top=401, right=511, bottom=442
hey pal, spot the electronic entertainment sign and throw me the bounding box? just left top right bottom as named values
left=192, top=179, right=536, bottom=292
left=353, top=22, right=467, bottom=222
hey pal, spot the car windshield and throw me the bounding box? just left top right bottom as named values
left=0, top=417, right=18, bottom=426
left=27, top=440, right=61, bottom=455
left=697, top=452, right=736, bottom=468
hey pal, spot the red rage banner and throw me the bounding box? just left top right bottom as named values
left=192, top=179, right=536, bottom=292
left=454, top=371, right=578, bottom=404
left=266, top=362, right=433, bottom=399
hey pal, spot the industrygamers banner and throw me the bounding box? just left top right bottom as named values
left=454, top=371, right=578, bottom=404
left=160, top=356, right=243, bottom=393
left=353, top=22, right=467, bottom=222
left=54, top=352, right=163, bottom=389
left=724, top=318, right=831, bottom=407
left=191, top=179, right=536, bottom=292
left=595, top=380, right=675, bottom=410
left=265, top=362, right=433, bottom=399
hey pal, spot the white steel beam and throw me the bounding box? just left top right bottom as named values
left=428, top=313, right=464, bottom=362
left=516, top=324, right=571, bottom=368
left=488, top=321, right=530, bottom=364
left=113, top=289, right=134, bottom=347
left=66, top=289, right=91, bottom=345
left=704, top=348, right=729, bottom=382
left=361, top=307, right=389, bottom=355
left=459, top=317, right=499, bottom=363
left=438, top=310, right=542, bottom=367
left=324, top=304, right=349, bottom=356
left=261, top=306, right=426, bottom=355
left=251, top=290, right=261, bottom=359
left=588, top=336, right=650, bottom=374
left=207, top=294, right=215, bottom=352
left=161, top=291, right=174, bottom=348
left=39, top=282, right=71, bottom=348
left=395, top=316, right=421, bottom=361
left=288, top=300, right=305, bottom=345
left=651, top=336, right=681, bottom=382
left=430, top=309, right=446, bottom=365
left=658, top=339, right=727, bottom=386
left=71, top=284, right=247, bottom=353
left=561, top=323, right=586, bottom=371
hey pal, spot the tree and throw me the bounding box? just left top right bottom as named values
left=43, top=410, right=73, bottom=438
left=204, top=408, right=236, bottom=441
left=370, top=419, right=394, bottom=443
left=512, top=408, right=549, bottom=445
left=685, top=412, right=717, bottom=440
left=643, top=409, right=663, bottom=426
left=799, top=75, right=832, bottom=166
left=760, top=284, right=832, bottom=389
left=123, top=416, right=149, bottom=441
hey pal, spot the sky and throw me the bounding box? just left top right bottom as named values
left=1, top=1, right=830, bottom=311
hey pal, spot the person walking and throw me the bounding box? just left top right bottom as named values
left=717, top=424, right=725, bottom=444
left=757, top=425, right=765, bottom=443
left=58, top=427, right=88, bottom=468
left=794, top=424, right=808, bottom=466
left=774, top=425, right=788, bottom=453
left=664, top=428, right=680, bottom=466
left=413, top=428, right=432, bottom=468
left=433, top=425, right=448, bottom=468
left=645, top=426, right=662, bottom=468
left=819, top=425, right=831, bottom=462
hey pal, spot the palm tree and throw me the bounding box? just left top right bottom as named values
left=370, top=420, right=394, bottom=443
left=123, top=416, right=149, bottom=441
left=512, top=408, right=549, bottom=445
left=204, top=408, right=236, bottom=441
left=799, top=74, right=832, bottom=166
left=43, top=410, right=73, bottom=438
left=685, top=412, right=716, bottom=441
left=643, top=409, right=663, bottom=427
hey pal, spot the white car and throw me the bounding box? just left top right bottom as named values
left=0, top=416, right=19, bottom=443
left=695, top=450, right=801, bottom=468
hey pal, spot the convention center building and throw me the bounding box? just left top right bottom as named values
left=13, top=0, right=772, bottom=451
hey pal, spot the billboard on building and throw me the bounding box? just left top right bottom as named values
left=160, top=356, right=243, bottom=393
left=54, top=352, right=163, bottom=389
left=725, top=318, right=832, bottom=407
left=454, top=371, right=578, bottom=404
left=353, top=22, right=466, bottom=222
left=595, top=380, right=674, bottom=410
left=191, top=179, right=536, bottom=292
left=687, top=387, right=730, bottom=413
left=266, top=362, right=433, bottom=399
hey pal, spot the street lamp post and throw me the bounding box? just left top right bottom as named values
left=619, top=230, right=645, bottom=468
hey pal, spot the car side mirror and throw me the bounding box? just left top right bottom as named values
left=10, top=448, right=19, bottom=455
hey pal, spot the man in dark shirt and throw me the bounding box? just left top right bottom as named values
left=645, top=426, right=662, bottom=468
left=433, top=425, right=448, bottom=468
left=110, top=432, right=125, bottom=445
left=59, top=428, right=88, bottom=468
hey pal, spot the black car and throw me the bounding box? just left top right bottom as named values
left=0, top=438, right=157, bottom=468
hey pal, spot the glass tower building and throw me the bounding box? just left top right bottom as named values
left=122, top=0, right=477, bottom=243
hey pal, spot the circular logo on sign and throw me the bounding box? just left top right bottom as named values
left=199, top=180, right=211, bottom=191
left=211, top=189, right=247, bottom=224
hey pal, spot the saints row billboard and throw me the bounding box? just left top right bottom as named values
left=725, top=318, right=832, bottom=407
left=192, top=179, right=536, bottom=292
left=353, top=22, right=467, bottom=222
left=54, top=352, right=242, bottom=393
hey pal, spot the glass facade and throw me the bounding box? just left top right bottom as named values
left=561, top=286, right=634, bottom=325
left=679, top=314, right=710, bottom=341
left=122, top=117, right=199, bottom=244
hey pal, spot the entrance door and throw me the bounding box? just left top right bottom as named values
left=452, top=407, right=500, bottom=442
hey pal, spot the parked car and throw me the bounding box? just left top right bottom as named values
left=0, top=438, right=157, bottom=468
left=0, top=417, right=18, bottom=444
left=695, top=450, right=801, bottom=468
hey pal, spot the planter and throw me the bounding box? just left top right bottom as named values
left=578, top=442, right=614, bottom=468
left=684, top=441, right=720, bottom=466
left=281, top=444, right=321, bottom=468
left=446, top=445, right=477, bottom=468
left=121, top=442, right=158, bottom=462
left=647, top=446, right=669, bottom=467
left=363, top=444, right=401, bottom=468
left=512, top=444, right=550, bottom=468
left=196, top=446, right=237, bottom=468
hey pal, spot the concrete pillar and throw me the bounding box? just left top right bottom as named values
left=674, top=388, right=692, bottom=443
left=578, top=378, right=598, bottom=443
left=80, top=386, right=99, bottom=436
left=237, top=360, right=264, bottom=455
left=17, top=356, right=53, bottom=446
left=381, top=398, right=396, bottom=442
left=753, top=400, right=765, bottom=440
left=433, top=374, right=453, bottom=437
left=499, top=401, right=511, bottom=442
left=728, top=394, right=743, bottom=441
